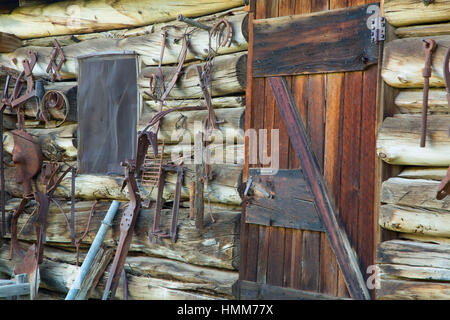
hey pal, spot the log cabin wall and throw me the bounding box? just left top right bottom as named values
left=238, top=0, right=380, bottom=300
left=0, top=0, right=248, bottom=300
left=376, top=0, right=450, bottom=299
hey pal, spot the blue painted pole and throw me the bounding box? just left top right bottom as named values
left=65, top=200, right=120, bottom=300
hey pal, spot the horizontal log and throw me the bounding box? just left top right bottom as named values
left=377, top=278, right=450, bottom=300
left=377, top=114, right=450, bottom=166
left=376, top=239, right=450, bottom=270
left=144, top=95, right=245, bottom=111
left=0, top=32, right=21, bottom=53
left=0, top=241, right=238, bottom=299
left=22, top=7, right=248, bottom=47
left=383, top=0, right=450, bottom=27
left=138, top=52, right=247, bottom=99
left=396, top=22, right=450, bottom=39
left=395, top=89, right=450, bottom=114
left=0, top=10, right=247, bottom=79
left=379, top=264, right=450, bottom=282
left=379, top=204, right=450, bottom=237
left=382, top=35, right=450, bottom=88
left=380, top=177, right=449, bottom=212
left=3, top=199, right=240, bottom=270
left=0, top=0, right=244, bottom=39
left=398, top=166, right=447, bottom=181
left=1, top=162, right=242, bottom=205
left=141, top=107, right=245, bottom=144
left=398, top=233, right=450, bottom=245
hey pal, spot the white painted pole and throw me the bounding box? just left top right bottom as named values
left=65, top=200, right=120, bottom=300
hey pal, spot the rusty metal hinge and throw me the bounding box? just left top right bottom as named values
left=370, top=16, right=385, bottom=43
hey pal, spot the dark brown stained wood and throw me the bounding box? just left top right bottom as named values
left=300, top=231, right=321, bottom=291
left=340, top=71, right=363, bottom=255
left=235, top=280, right=348, bottom=300
left=268, top=76, right=370, bottom=300
left=358, top=64, right=377, bottom=278
left=0, top=32, right=21, bottom=53
left=252, top=4, right=378, bottom=77
left=245, top=169, right=324, bottom=231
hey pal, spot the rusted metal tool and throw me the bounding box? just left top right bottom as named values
left=436, top=46, right=450, bottom=200
left=12, top=130, right=43, bottom=197
left=102, top=160, right=141, bottom=300
left=420, top=39, right=437, bottom=148
left=46, top=39, right=65, bottom=82
left=150, top=165, right=184, bottom=243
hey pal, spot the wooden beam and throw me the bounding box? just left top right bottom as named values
left=268, top=76, right=370, bottom=300
left=377, top=115, right=450, bottom=166
left=252, top=4, right=377, bottom=77
left=379, top=204, right=450, bottom=238
left=382, top=36, right=450, bottom=88
left=383, top=0, right=450, bottom=27
left=377, top=278, right=450, bottom=299
left=395, top=89, right=450, bottom=114
left=0, top=0, right=244, bottom=39
left=380, top=177, right=450, bottom=212
left=396, top=22, right=450, bottom=39
left=3, top=200, right=240, bottom=270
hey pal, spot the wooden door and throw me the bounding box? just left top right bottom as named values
left=236, top=0, right=381, bottom=300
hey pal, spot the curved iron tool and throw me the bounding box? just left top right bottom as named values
left=420, top=39, right=437, bottom=148
left=102, top=160, right=141, bottom=300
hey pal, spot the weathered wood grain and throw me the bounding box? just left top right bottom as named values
left=379, top=204, right=450, bottom=237
left=377, top=278, right=450, bottom=300
left=380, top=177, right=449, bottom=212
left=395, top=89, right=450, bottom=114
left=0, top=241, right=238, bottom=299
left=0, top=32, right=21, bottom=53
left=382, top=36, right=450, bottom=88
left=0, top=0, right=244, bottom=39
left=3, top=200, right=240, bottom=270
left=245, top=169, right=323, bottom=231
left=252, top=4, right=377, bottom=77
left=396, top=22, right=450, bottom=39
left=383, top=0, right=450, bottom=27
left=268, top=76, right=370, bottom=300
left=398, top=167, right=447, bottom=181
left=138, top=52, right=247, bottom=99
left=377, top=115, right=450, bottom=166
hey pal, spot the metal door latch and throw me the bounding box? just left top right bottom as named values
left=244, top=176, right=273, bottom=199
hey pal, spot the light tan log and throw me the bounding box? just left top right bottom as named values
left=141, top=107, right=245, bottom=144
left=0, top=0, right=244, bottom=39
left=376, top=278, right=450, bottom=300
left=396, top=22, right=450, bottom=39
left=144, top=95, right=245, bottom=112
left=0, top=32, right=21, bottom=53
left=3, top=200, right=240, bottom=270
left=138, top=52, right=247, bottom=99
left=379, top=204, right=450, bottom=237
left=379, top=264, right=450, bottom=282
left=377, top=114, right=450, bottom=166
left=382, top=35, right=450, bottom=88
left=398, top=233, right=450, bottom=245
left=0, top=10, right=247, bottom=79
left=380, top=177, right=449, bottom=212
left=1, top=161, right=242, bottom=205
left=398, top=166, right=447, bottom=180
left=395, top=89, right=450, bottom=113
left=376, top=240, right=450, bottom=271
left=0, top=242, right=236, bottom=299
left=383, top=0, right=450, bottom=27
left=22, top=7, right=248, bottom=48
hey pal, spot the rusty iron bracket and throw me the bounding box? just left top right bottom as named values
left=102, top=160, right=141, bottom=300
left=436, top=46, right=450, bottom=200
left=37, top=89, right=70, bottom=128
left=150, top=165, right=183, bottom=243
left=46, top=39, right=65, bottom=82
left=420, top=39, right=437, bottom=148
